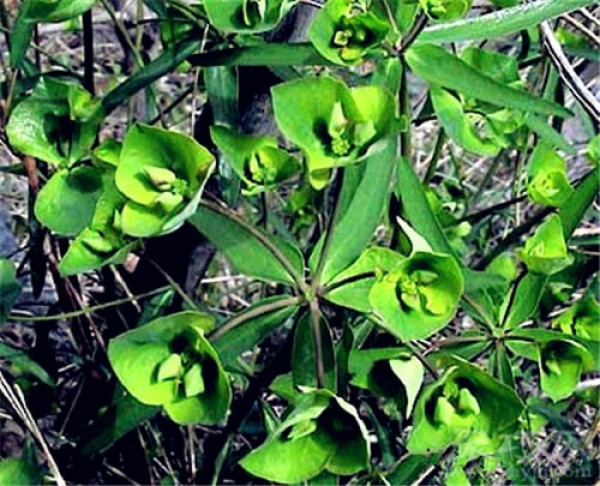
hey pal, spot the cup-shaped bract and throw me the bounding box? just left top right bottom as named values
left=407, top=360, right=524, bottom=460
left=527, top=144, right=574, bottom=207
left=309, top=0, right=390, bottom=66
left=210, top=125, right=300, bottom=195
left=553, top=296, right=600, bottom=342
left=115, top=124, right=214, bottom=237
left=370, top=251, right=463, bottom=341
left=203, top=0, right=295, bottom=33
left=6, top=77, right=102, bottom=166
left=240, top=389, right=370, bottom=483
left=272, top=76, right=398, bottom=189
left=538, top=339, right=595, bottom=402
left=108, top=312, right=231, bottom=425
left=517, top=214, right=573, bottom=275
left=418, top=0, right=472, bottom=21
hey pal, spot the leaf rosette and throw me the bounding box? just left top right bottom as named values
left=272, top=76, right=399, bottom=189
left=517, top=214, right=573, bottom=275
left=240, top=388, right=370, bottom=483
left=210, top=125, right=300, bottom=195
left=308, top=0, right=390, bottom=66
left=115, top=124, right=214, bottom=237
left=407, top=359, right=524, bottom=460
left=370, top=251, right=463, bottom=341
left=6, top=77, right=102, bottom=166
left=108, top=312, right=231, bottom=425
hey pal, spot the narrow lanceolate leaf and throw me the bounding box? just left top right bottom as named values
left=504, top=166, right=600, bottom=329
left=311, top=140, right=396, bottom=284
left=405, top=44, right=572, bottom=118
left=101, top=40, right=201, bottom=115
left=418, top=0, right=597, bottom=44
left=189, top=201, right=305, bottom=286
left=211, top=296, right=300, bottom=369
left=187, top=43, right=330, bottom=67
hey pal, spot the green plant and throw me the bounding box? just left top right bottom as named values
left=0, top=0, right=598, bottom=483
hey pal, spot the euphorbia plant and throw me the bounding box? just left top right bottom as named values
left=1, top=0, right=598, bottom=484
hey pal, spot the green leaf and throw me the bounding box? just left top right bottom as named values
left=527, top=144, right=574, bottom=207
left=35, top=166, right=103, bottom=236
left=387, top=454, right=441, bottom=485
left=407, top=358, right=524, bottom=460
left=292, top=311, right=337, bottom=392
left=517, top=214, right=573, bottom=275
left=405, top=44, right=572, bottom=118
left=349, top=348, right=424, bottom=416
left=553, top=295, right=599, bottom=342
left=10, top=0, right=97, bottom=66
left=272, top=76, right=398, bottom=189
left=240, top=389, right=370, bottom=483
left=204, top=0, right=295, bottom=33
left=0, top=342, right=53, bottom=386
left=311, top=140, right=396, bottom=284
left=115, top=124, right=214, bottom=237
left=0, top=259, right=21, bottom=324
left=108, top=311, right=231, bottom=425
left=212, top=296, right=300, bottom=369
left=0, top=457, right=44, bottom=486
left=188, top=43, right=331, bottom=67
left=189, top=202, right=305, bottom=286
left=308, top=0, right=390, bottom=66
left=77, top=387, right=158, bottom=457
left=6, top=77, right=101, bottom=166
left=418, top=0, right=597, bottom=44
left=431, top=87, right=500, bottom=156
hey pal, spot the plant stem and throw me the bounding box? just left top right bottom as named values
left=82, top=10, right=95, bottom=94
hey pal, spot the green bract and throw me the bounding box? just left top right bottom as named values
left=272, top=76, right=398, bottom=189
left=115, top=124, right=214, bottom=237
left=419, top=0, right=472, bottom=21
left=6, top=77, right=102, bottom=166
left=240, top=389, right=370, bottom=483
left=517, top=214, right=573, bottom=275
left=538, top=339, right=594, bottom=402
left=407, top=359, right=524, bottom=460
left=203, top=0, right=295, bottom=33
left=210, top=125, right=300, bottom=195
left=108, top=312, right=231, bottom=425
left=553, top=296, right=600, bottom=342
left=370, top=251, right=464, bottom=341
left=527, top=144, right=574, bottom=207
left=308, top=0, right=390, bottom=66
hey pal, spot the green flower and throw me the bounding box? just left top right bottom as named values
left=203, top=0, right=295, bottom=33
left=419, top=0, right=472, bottom=21
left=6, top=77, right=102, bottom=166
left=210, top=125, right=300, bottom=195
left=272, top=76, right=398, bottom=189
left=538, top=339, right=594, bottom=402
left=309, top=0, right=390, bottom=66
left=240, top=389, right=370, bottom=483
left=108, top=312, right=231, bottom=425
left=553, top=296, right=600, bottom=342
left=407, top=359, right=523, bottom=460
left=370, top=251, right=463, bottom=341
left=527, top=144, right=574, bottom=207
left=517, top=214, right=573, bottom=275
left=114, top=124, right=213, bottom=237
